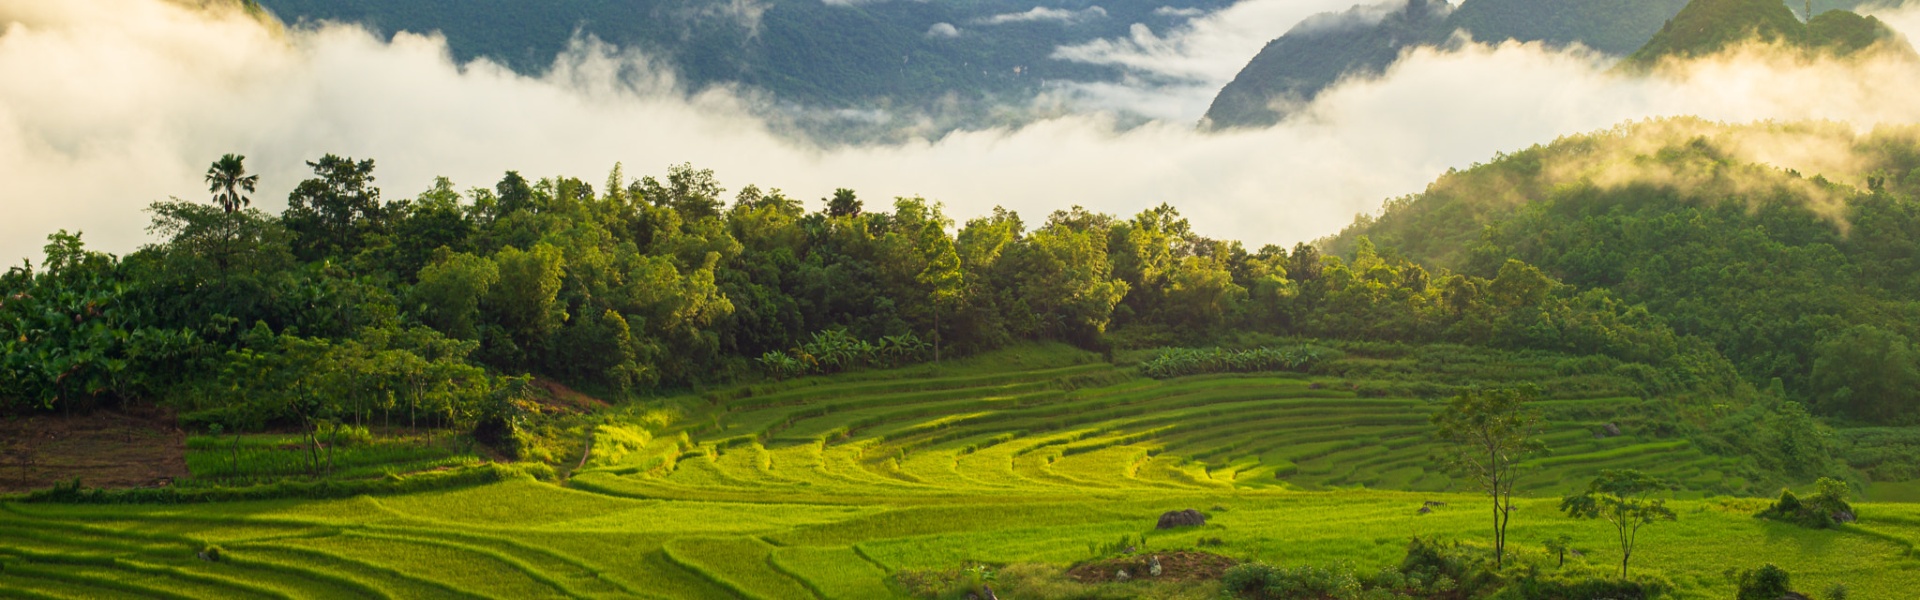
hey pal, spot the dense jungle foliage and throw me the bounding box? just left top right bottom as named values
left=1332, top=118, right=1920, bottom=428
left=3, top=141, right=1753, bottom=438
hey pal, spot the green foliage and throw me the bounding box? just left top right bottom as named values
left=1623, top=0, right=1908, bottom=69
left=1559, top=470, right=1678, bottom=579
left=1734, top=563, right=1792, bottom=600
left=1757, top=477, right=1855, bottom=528
left=1432, top=387, right=1546, bottom=568
left=1138, top=346, right=1337, bottom=379
left=1223, top=537, right=1491, bottom=600
left=758, top=330, right=931, bottom=379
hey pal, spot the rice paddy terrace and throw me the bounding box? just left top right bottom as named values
left=4, top=344, right=1920, bottom=598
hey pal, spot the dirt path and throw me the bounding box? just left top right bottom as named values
left=0, top=406, right=188, bottom=493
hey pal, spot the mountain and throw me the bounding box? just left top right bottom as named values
left=1203, top=0, right=1457, bottom=132
left=1624, top=0, right=1908, bottom=68
left=1201, top=0, right=1887, bottom=130
left=1204, top=0, right=1699, bottom=130
left=251, top=0, right=1226, bottom=137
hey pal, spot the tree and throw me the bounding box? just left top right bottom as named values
left=1559, top=469, right=1676, bottom=579
left=1431, top=386, right=1545, bottom=568
left=826, top=188, right=862, bottom=218
left=204, top=154, right=259, bottom=214
left=283, top=154, right=385, bottom=261
left=1809, top=324, right=1920, bottom=422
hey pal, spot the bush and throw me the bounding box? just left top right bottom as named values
left=1757, top=477, right=1855, bottom=528
left=1140, top=346, right=1339, bottom=379
left=758, top=330, right=931, bottom=379
left=1735, top=564, right=1792, bottom=600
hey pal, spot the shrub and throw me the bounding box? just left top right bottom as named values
left=1139, top=346, right=1338, bottom=379
left=1757, top=477, right=1855, bottom=528
left=758, top=330, right=931, bottom=379
left=1735, top=564, right=1792, bottom=600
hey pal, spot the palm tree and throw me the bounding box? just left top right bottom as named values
left=205, top=154, right=259, bottom=213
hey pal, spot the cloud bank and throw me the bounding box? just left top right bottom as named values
left=976, top=6, right=1108, bottom=25
left=5, top=0, right=1920, bottom=268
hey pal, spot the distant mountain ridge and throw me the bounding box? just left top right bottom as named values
left=1203, top=0, right=1693, bottom=130
left=1624, top=0, right=1910, bottom=68
left=251, top=0, right=1228, bottom=140
left=1201, top=0, right=1885, bottom=130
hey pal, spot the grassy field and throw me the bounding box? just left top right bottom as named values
left=2, top=343, right=1917, bottom=598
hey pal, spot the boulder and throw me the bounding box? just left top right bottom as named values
left=1835, top=509, right=1857, bottom=523
left=1417, top=506, right=1432, bottom=515
left=1115, top=569, right=1131, bottom=582
left=1604, top=422, right=1622, bottom=437
left=1157, top=509, right=1206, bottom=529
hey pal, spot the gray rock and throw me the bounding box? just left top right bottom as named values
left=1604, top=422, right=1622, bottom=437
left=1156, top=509, right=1206, bottom=529
left=1115, top=569, right=1131, bottom=582
left=1149, top=556, right=1163, bottom=577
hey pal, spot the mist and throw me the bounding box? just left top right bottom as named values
left=5, top=0, right=1920, bottom=266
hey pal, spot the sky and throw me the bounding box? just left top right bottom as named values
left=3, top=0, right=1920, bottom=266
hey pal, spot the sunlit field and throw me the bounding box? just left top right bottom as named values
left=3, top=344, right=1915, bottom=599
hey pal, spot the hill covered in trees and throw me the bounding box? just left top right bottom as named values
left=1623, top=0, right=1909, bottom=68
left=1329, top=118, right=1920, bottom=430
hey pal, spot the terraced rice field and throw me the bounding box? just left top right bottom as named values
left=3, top=345, right=1917, bottom=598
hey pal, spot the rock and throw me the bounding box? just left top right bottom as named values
left=1417, top=506, right=1432, bottom=515
left=1604, top=422, right=1622, bottom=437
left=1157, top=509, right=1207, bottom=529
left=981, top=585, right=999, bottom=600
left=1149, top=556, right=1163, bottom=577
left=1835, top=509, right=1857, bottom=523
left=1115, top=569, right=1131, bottom=582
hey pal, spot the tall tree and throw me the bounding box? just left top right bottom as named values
left=1560, top=469, right=1677, bottom=579
left=204, top=153, right=259, bottom=214
left=283, top=154, right=385, bottom=261
left=1431, top=386, right=1545, bottom=569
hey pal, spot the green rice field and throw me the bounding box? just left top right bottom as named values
left=3, top=344, right=1917, bottom=598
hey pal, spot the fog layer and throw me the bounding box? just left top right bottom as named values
left=3, top=0, right=1920, bottom=265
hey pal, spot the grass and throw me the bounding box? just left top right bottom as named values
left=3, top=342, right=1920, bottom=598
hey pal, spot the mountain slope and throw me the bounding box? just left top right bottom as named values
left=1325, top=119, right=1920, bottom=417
left=252, top=0, right=1225, bottom=123
left=1204, top=0, right=1455, bottom=131
left=1203, top=0, right=1692, bottom=130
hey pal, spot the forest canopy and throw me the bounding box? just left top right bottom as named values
left=5, top=118, right=1916, bottom=444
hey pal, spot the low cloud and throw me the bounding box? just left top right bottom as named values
left=1049, top=0, right=1366, bottom=119
left=1151, top=6, right=1205, bottom=18
left=6, top=0, right=1920, bottom=268
left=976, top=6, right=1107, bottom=25
left=926, top=22, right=960, bottom=38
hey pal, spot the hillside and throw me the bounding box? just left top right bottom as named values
left=1203, top=0, right=1458, bottom=131
left=1621, top=0, right=1907, bottom=68
left=1202, top=0, right=1700, bottom=129
left=5, top=346, right=1920, bottom=598
left=1328, top=118, right=1920, bottom=430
